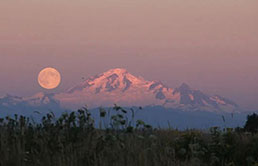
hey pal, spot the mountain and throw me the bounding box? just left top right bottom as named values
left=0, top=68, right=239, bottom=113
left=0, top=92, right=62, bottom=115
left=89, top=106, right=247, bottom=129
left=53, top=68, right=239, bottom=113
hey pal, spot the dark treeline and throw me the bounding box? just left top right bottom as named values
left=0, top=106, right=258, bottom=166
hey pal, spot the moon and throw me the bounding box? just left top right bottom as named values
left=38, top=67, right=61, bottom=89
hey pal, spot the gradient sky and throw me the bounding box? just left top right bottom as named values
left=0, top=0, right=258, bottom=109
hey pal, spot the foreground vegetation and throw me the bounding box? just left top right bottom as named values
left=0, top=106, right=258, bottom=166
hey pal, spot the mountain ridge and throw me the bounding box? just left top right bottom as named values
left=0, top=68, right=239, bottom=113
left=55, top=68, right=239, bottom=112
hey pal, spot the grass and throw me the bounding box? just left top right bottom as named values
left=0, top=106, right=258, bottom=166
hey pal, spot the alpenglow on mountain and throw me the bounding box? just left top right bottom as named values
left=0, top=68, right=239, bottom=113
left=55, top=68, right=238, bottom=112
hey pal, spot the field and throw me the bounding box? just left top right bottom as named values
left=0, top=106, right=258, bottom=166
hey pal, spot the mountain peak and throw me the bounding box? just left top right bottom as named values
left=105, top=68, right=128, bottom=75
left=66, top=68, right=147, bottom=94
left=178, top=83, right=191, bottom=91
left=55, top=69, right=239, bottom=112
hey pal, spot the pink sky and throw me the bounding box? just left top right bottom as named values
left=0, top=0, right=258, bottom=109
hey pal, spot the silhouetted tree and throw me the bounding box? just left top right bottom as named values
left=244, top=113, right=258, bottom=133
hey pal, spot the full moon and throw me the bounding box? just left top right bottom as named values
left=38, top=67, right=61, bottom=89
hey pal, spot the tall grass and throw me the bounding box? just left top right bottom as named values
left=0, top=106, right=258, bottom=166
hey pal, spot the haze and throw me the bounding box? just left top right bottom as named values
left=0, top=0, right=258, bottom=110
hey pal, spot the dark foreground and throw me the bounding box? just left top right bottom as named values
left=0, top=107, right=258, bottom=166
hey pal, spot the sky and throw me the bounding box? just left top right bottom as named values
left=0, top=0, right=258, bottom=110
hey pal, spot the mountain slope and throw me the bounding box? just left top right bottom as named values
left=54, top=68, right=239, bottom=112
left=0, top=93, right=61, bottom=114
left=0, top=68, right=239, bottom=113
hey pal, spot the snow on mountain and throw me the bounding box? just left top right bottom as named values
left=24, top=92, right=60, bottom=106
left=54, top=68, right=239, bottom=112
left=55, top=68, right=167, bottom=109
left=0, top=93, right=61, bottom=113
left=0, top=68, right=239, bottom=113
left=0, top=94, right=24, bottom=107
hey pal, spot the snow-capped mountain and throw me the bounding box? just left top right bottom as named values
left=0, top=68, right=239, bottom=113
left=53, top=68, right=239, bottom=112
left=0, top=93, right=61, bottom=113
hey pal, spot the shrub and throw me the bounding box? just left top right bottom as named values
left=244, top=113, right=258, bottom=133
